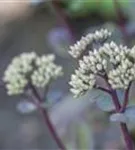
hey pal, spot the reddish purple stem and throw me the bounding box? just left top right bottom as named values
left=100, top=74, right=134, bottom=150
left=120, top=82, right=132, bottom=113
left=120, top=123, right=134, bottom=150
left=30, top=84, right=66, bottom=150
left=52, top=0, right=75, bottom=42
left=96, top=86, right=111, bottom=94
left=111, top=90, right=134, bottom=150
left=113, top=0, right=128, bottom=44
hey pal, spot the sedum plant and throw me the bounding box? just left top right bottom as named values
left=3, top=52, right=65, bottom=150
left=69, top=29, right=135, bottom=150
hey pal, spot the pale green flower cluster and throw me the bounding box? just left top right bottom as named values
left=69, top=49, right=107, bottom=97
left=69, top=29, right=135, bottom=97
left=3, top=52, right=63, bottom=95
left=107, top=46, right=135, bottom=89
left=31, top=55, right=63, bottom=88
left=99, top=41, right=129, bottom=65
left=69, top=29, right=111, bottom=58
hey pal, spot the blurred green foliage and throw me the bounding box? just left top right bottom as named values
left=62, top=0, right=129, bottom=20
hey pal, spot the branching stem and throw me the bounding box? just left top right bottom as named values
left=98, top=74, right=134, bottom=150
left=96, top=86, right=111, bottom=94
left=29, top=84, right=66, bottom=150
left=120, top=82, right=132, bottom=113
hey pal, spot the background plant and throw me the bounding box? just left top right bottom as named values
left=69, top=29, right=135, bottom=150
left=3, top=52, right=65, bottom=150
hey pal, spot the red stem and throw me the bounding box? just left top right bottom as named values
left=30, top=84, right=66, bottom=150
left=120, top=123, right=134, bottom=150
left=40, top=107, right=66, bottom=150
left=96, top=86, right=111, bottom=94
left=120, top=82, right=132, bottom=113
left=111, top=90, right=134, bottom=150
left=111, top=89, right=121, bottom=111
left=52, top=0, right=76, bottom=42
left=113, top=0, right=128, bottom=44
left=100, top=74, right=134, bottom=150
left=103, top=73, right=121, bottom=111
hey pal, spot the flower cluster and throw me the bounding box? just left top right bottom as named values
left=99, top=41, right=129, bottom=65
left=69, top=29, right=135, bottom=97
left=3, top=52, right=63, bottom=95
left=31, top=55, right=63, bottom=88
left=108, top=49, right=135, bottom=89
left=69, top=49, right=107, bottom=97
left=69, top=29, right=111, bottom=58
left=99, top=42, right=135, bottom=89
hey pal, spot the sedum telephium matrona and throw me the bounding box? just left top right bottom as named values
left=69, top=31, right=135, bottom=97
left=3, top=52, right=63, bottom=95
left=3, top=52, right=66, bottom=150
left=69, top=29, right=135, bottom=150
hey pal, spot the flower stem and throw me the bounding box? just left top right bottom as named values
left=52, top=0, right=76, bottom=42
left=96, top=85, right=111, bottom=94
left=39, top=107, right=66, bottom=150
left=113, top=0, right=128, bottom=44
left=109, top=90, right=134, bottom=150
left=30, top=84, right=66, bottom=150
left=110, top=90, right=134, bottom=150
left=120, top=123, right=134, bottom=150
left=120, top=82, right=132, bottom=113
left=101, top=75, right=134, bottom=150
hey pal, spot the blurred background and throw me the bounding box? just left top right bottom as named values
left=1, top=0, right=135, bottom=149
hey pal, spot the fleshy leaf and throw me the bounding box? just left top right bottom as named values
left=47, top=90, right=63, bottom=104
left=16, top=100, right=37, bottom=114
left=96, top=92, right=115, bottom=112
left=17, top=100, right=52, bottom=114
left=110, top=113, right=128, bottom=123
left=96, top=90, right=124, bottom=112
left=124, top=106, right=135, bottom=123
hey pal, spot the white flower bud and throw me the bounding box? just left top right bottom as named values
left=4, top=53, right=63, bottom=95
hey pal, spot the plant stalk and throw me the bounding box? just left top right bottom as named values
left=110, top=89, right=134, bottom=150
left=102, top=74, right=134, bottom=150
left=52, top=0, right=76, bottom=42
left=113, top=0, right=128, bottom=44
left=39, top=107, right=66, bottom=150
left=30, top=84, right=66, bottom=150
left=120, top=123, right=134, bottom=150
left=120, top=82, right=132, bottom=113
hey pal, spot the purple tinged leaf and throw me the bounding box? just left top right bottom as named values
left=124, top=106, right=135, bottom=123
left=110, top=113, right=128, bottom=123
left=16, top=100, right=37, bottom=114
left=96, top=90, right=124, bottom=112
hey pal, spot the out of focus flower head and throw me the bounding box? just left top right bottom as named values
left=3, top=52, right=63, bottom=95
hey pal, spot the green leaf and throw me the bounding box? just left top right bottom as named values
left=110, top=113, right=128, bottom=123
left=96, top=92, right=115, bottom=112
left=67, top=0, right=98, bottom=17
left=96, top=90, right=124, bottom=112
left=124, top=106, right=135, bottom=123
left=16, top=100, right=36, bottom=114
left=76, top=123, right=91, bottom=149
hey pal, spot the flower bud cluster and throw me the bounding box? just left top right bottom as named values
left=108, top=61, right=135, bottom=89
left=31, top=55, right=63, bottom=88
left=99, top=41, right=129, bottom=65
left=69, top=29, right=135, bottom=97
left=69, top=49, right=107, bottom=97
left=69, top=29, right=111, bottom=58
left=108, top=56, right=135, bottom=89
left=99, top=42, right=135, bottom=89
left=3, top=52, right=63, bottom=95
